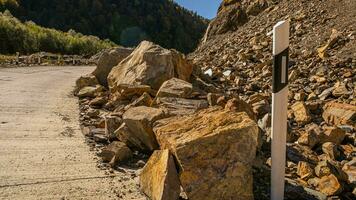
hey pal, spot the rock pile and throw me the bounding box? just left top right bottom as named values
left=75, top=41, right=259, bottom=200
left=191, top=0, right=355, bottom=199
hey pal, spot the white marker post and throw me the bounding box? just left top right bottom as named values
left=271, top=20, right=289, bottom=200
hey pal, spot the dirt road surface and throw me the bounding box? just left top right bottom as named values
left=0, top=66, right=145, bottom=200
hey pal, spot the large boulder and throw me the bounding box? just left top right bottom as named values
left=140, top=150, right=181, bottom=200
left=108, top=41, right=193, bottom=93
left=93, top=47, right=133, bottom=87
left=153, top=107, right=258, bottom=200
left=322, top=102, right=356, bottom=126
left=118, top=106, right=167, bottom=152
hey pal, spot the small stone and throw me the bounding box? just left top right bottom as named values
left=294, top=92, right=306, bottom=101
left=318, top=87, right=334, bottom=100
left=155, top=78, right=193, bottom=99
left=315, top=161, right=332, bottom=178
left=342, top=159, right=356, bottom=184
left=321, top=142, right=341, bottom=160
left=105, top=115, right=122, bottom=140
left=322, top=102, right=356, bottom=126
left=291, top=102, right=311, bottom=124
left=225, top=97, right=256, bottom=120
left=318, top=174, right=342, bottom=196
left=99, top=141, right=132, bottom=165
left=297, top=161, right=314, bottom=179
left=322, top=127, right=346, bottom=145
left=332, top=81, right=350, bottom=97
left=77, top=85, right=104, bottom=98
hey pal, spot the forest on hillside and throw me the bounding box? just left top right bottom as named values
left=0, top=0, right=208, bottom=53
left=0, top=11, right=115, bottom=55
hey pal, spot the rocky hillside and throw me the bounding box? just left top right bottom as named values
left=190, top=0, right=355, bottom=199
left=1, top=0, right=208, bottom=53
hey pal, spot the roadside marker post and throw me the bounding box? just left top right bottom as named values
left=271, top=20, right=289, bottom=200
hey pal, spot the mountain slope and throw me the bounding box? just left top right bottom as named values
left=1, top=0, right=208, bottom=53
left=191, top=0, right=355, bottom=199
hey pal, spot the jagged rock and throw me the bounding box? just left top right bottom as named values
left=315, top=161, right=332, bottom=178
left=285, top=178, right=327, bottom=200
left=121, top=106, right=166, bottom=152
left=206, top=93, right=221, bottom=106
left=154, top=97, right=208, bottom=116
left=225, top=97, right=256, bottom=120
left=318, top=87, right=334, bottom=101
left=105, top=115, right=122, bottom=140
left=246, top=0, right=269, bottom=16
left=342, top=159, right=356, bottom=184
left=317, top=29, right=340, bottom=59
left=86, top=108, right=100, bottom=117
left=77, top=85, right=105, bottom=98
left=321, top=142, right=341, bottom=160
left=155, top=78, right=193, bottom=99
left=99, top=141, right=132, bottom=162
left=154, top=107, right=258, bottom=200
left=128, top=92, right=153, bottom=108
left=93, top=47, right=133, bottom=86
left=332, top=81, right=350, bottom=97
left=318, top=174, right=342, bottom=196
left=291, top=102, right=312, bottom=124
left=203, top=0, right=247, bottom=42
left=140, top=150, right=180, bottom=200
left=114, top=84, right=151, bottom=100
left=321, top=127, right=346, bottom=145
left=298, top=124, right=323, bottom=148
left=115, top=123, right=144, bottom=150
left=108, top=41, right=193, bottom=92
left=89, top=96, right=107, bottom=107
left=76, top=74, right=99, bottom=90
left=297, top=161, right=314, bottom=179
left=322, top=102, right=356, bottom=126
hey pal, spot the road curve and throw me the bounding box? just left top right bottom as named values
left=0, top=66, right=145, bottom=200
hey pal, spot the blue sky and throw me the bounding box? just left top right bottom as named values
left=174, top=0, right=221, bottom=19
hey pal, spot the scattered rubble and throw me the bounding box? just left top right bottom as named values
left=74, top=0, right=356, bottom=199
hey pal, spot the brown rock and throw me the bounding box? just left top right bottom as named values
left=206, top=93, right=221, bottom=106
left=297, top=161, right=314, bottom=179
left=332, top=81, right=350, bottom=97
left=291, top=102, right=311, bottom=124
left=298, top=123, right=324, bottom=148
left=315, top=161, right=332, bottom=178
left=322, top=102, right=356, bottom=126
left=321, top=142, right=341, bottom=160
left=89, top=96, right=107, bottom=107
left=76, top=74, right=99, bottom=91
left=115, top=84, right=151, bottom=100
left=129, top=92, right=153, bottom=108
left=154, top=107, right=258, bottom=200
left=140, top=150, right=180, bottom=200
left=99, top=141, right=132, bottom=165
left=93, top=47, right=133, bottom=86
left=225, top=97, right=256, bottom=121
left=154, top=97, right=208, bottom=116
left=342, top=159, right=356, bottom=184
left=122, top=106, right=166, bottom=152
left=155, top=78, right=193, bottom=99
left=108, top=41, right=192, bottom=92
left=322, top=127, right=346, bottom=145
left=105, top=115, right=122, bottom=140
left=318, top=174, right=342, bottom=196
left=77, top=85, right=105, bottom=98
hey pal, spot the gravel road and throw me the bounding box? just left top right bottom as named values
left=0, top=66, right=145, bottom=200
